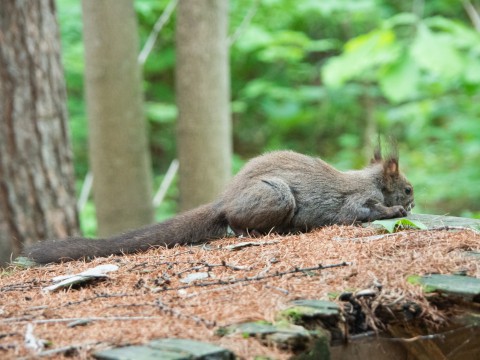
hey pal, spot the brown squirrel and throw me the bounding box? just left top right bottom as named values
left=22, top=147, right=414, bottom=264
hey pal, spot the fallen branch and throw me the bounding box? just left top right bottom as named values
left=174, top=261, right=251, bottom=276
left=1, top=315, right=166, bottom=325
left=334, top=232, right=406, bottom=242
left=160, top=262, right=352, bottom=292
left=36, top=343, right=93, bottom=357
left=334, top=226, right=480, bottom=242
left=155, top=299, right=215, bottom=328
left=386, top=324, right=478, bottom=343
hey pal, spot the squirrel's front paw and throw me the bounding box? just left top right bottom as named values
left=390, top=205, right=408, bottom=218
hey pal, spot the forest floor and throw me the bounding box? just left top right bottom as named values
left=1, top=224, right=479, bottom=359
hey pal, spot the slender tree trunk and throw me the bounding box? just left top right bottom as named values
left=0, top=0, right=79, bottom=265
left=176, top=0, right=232, bottom=211
left=361, top=87, right=377, bottom=161
left=82, top=0, right=154, bottom=236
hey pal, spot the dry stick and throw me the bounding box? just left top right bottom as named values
left=463, top=0, right=480, bottom=32
left=1, top=280, right=46, bottom=293
left=333, top=232, right=407, bottom=242
left=160, top=262, right=352, bottom=292
left=77, top=171, right=93, bottom=212
left=138, top=0, right=178, bottom=65
left=429, top=226, right=480, bottom=235
left=334, top=226, right=480, bottom=242
left=174, top=261, right=251, bottom=276
left=59, top=293, right=134, bottom=308
left=33, top=342, right=101, bottom=358
left=152, top=159, right=179, bottom=208
left=228, top=0, right=261, bottom=46
left=386, top=324, right=478, bottom=343
left=182, top=281, right=246, bottom=299
left=155, top=299, right=215, bottom=328
left=0, top=316, right=166, bottom=325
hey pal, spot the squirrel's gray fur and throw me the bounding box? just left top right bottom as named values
left=22, top=148, right=414, bottom=264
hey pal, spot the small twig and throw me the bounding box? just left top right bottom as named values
left=0, top=280, right=45, bottom=293
left=155, top=299, right=215, bottom=328
left=265, top=284, right=289, bottom=295
left=334, top=232, right=407, bottom=242
left=60, top=293, right=133, bottom=308
left=160, top=262, right=352, bottom=292
left=228, top=0, right=260, bottom=46
left=182, top=281, right=246, bottom=299
left=18, top=341, right=102, bottom=360
left=386, top=324, right=477, bottom=343
left=335, top=226, right=480, bottom=242
left=138, top=0, right=178, bottom=65
left=152, top=159, right=179, bottom=208
left=463, top=0, right=480, bottom=32
left=77, top=171, right=93, bottom=212
left=348, top=330, right=376, bottom=341
left=150, top=260, right=250, bottom=276
left=226, top=240, right=279, bottom=251
left=0, top=316, right=166, bottom=325
left=175, top=261, right=250, bottom=276
left=429, top=226, right=480, bottom=235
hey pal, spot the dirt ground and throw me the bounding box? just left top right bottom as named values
left=1, top=225, right=479, bottom=359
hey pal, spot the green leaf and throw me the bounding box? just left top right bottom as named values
left=379, top=53, right=420, bottom=103
left=383, top=12, right=418, bottom=28
left=12, top=257, right=38, bottom=268
left=146, top=103, right=177, bottom=124
left=411, top=24, right=464, bottom=77
left=425, top=16, right=480, bottom=50
left=322, top=28, right=399, bottom=87
left=372, top=218, right=427, bottom=233
left=464, top=55, right=480, bottom=84
left=406, top=274, right=421, bottom=285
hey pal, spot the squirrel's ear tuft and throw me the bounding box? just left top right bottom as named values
left=384, top=157, right=399, bottom=176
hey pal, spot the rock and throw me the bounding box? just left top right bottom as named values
left=93, top=338, right=235, bottom=360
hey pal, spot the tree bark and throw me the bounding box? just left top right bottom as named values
left=0, top=0, right=79, bottom=265
left=82, top=0, right=154, bottom=236
left=176, top=0, right=232, bottom=211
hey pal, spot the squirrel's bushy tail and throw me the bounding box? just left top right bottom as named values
left=22, top=202, right=228, bottom=264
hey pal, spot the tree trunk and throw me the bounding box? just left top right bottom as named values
left=82, top=0, right=154, bottom=236
left=361, top=87, right=377, bottom=161
left=0, top=0, right=79, bottom=265
left=176, top=0, right=232, bottom=211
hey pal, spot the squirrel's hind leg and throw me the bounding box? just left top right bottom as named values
left=224, top=177, right=296, bottom=235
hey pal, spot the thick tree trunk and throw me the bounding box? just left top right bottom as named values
left=176, top=0, right=232, bottom=211
left=0, top=0, right=79, bottom=265
left=82, top=0, right=154, bottom=237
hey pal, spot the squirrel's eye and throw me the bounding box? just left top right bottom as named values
left=405, top=186, right=412, bottom=195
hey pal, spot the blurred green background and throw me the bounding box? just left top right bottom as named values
left=57, top=0, right=480, bottom=236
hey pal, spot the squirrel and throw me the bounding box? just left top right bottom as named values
left=22, top=147, right=414, bottom=264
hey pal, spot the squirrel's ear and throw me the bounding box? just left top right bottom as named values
left=384, top=158, right=399, bottom=176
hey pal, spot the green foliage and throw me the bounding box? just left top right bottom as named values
left=12, top=257, right=38, bottom=269
left=406, top=274, right=421, bottom=286
left=372, top=218, right=427, bottom=233
left=79, top=201, right=97, bottom=238
left=57, top=0, right=480, bottom=237
left=321, top=9, right=480, bottom=216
